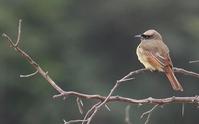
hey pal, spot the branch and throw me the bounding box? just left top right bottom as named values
left=63, top=119, right=88, bottom=124
left=124, top=105, right=132, bottom=124
left=20, top=70, right=38, bottom=78
left=15, top=19, right=22, bottom=46
left=53, top=91, right=199, bottom=104
left=189, top=60, right=199, bottom=63
left=140, top=105, right=159, bottom=124
left=2, top=19, right=64, bottom=94
left=76, top=97, right=84, bottom=114
left=3, top=20, right=199, bottom=124
left=173, top=67, right=199, bottom=78
left=83, top=77, right=123, bottom=124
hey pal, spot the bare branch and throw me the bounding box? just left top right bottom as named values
left=173, top=67, right=199, bottom=78
left=54, top=93, right=199, bottom=105
left=2, top=19, right=64, bottom=94
left=117, top=68, right=147, bottom=83
left=2, top=33, right=15, bottom=47
left=54, top=67, right=199, bottom=124
left=83, top=72, right=136, bottom=124
left=85, top=80, right=122, bottom=124
left=189, top=60, right=199, bottom=63
left=3, top=20, right=199, bottom=124
left=140, top=105, right=159, bottom=124
left=20, top=70, right=38, bottom=78
left=63, top=119, right=88, bottom=124
left=182, top=103, right=185, bottom=117
left=125, top=105, right=132, bottom=124
left=105, top=104, right=111, bottom=111
left=82, top=102, right=101, bottom=124
left=76, top=97, right=84, bottom=114
left=15, top=19, right=22, bottom=47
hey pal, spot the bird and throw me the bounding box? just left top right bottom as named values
left=135, top=29, right=183, bottom=91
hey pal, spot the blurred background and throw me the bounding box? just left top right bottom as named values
left=0, top=0, right=199, bottom=124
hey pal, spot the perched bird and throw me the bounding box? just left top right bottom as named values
left=135, top=29, right=183, bottom=91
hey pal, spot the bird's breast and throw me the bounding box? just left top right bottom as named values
left=136, top=45, right=163, bottom=71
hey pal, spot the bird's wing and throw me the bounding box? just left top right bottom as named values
left=144, top=50, right=172, bottom=69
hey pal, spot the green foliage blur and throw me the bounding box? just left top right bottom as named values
left=1, top=0, right=199, bottom=124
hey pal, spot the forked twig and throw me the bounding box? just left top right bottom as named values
left=2, top=19, right=64, bottom=94
left=140, top=105, right=159, bottom=124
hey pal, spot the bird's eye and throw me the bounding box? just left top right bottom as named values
left=141, top=34, right=151, bottom=39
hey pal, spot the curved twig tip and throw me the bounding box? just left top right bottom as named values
left=2, top=33, right=7, bottom=37
left=189, top=60, right=199, bottom=63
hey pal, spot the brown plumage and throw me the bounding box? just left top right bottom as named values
left=135, top=29, right=183, bottom=91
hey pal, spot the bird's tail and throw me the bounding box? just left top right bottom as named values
left=165, top=66, right=183, bottom=91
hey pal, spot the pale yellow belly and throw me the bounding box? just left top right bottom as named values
left=136, top=46, right=163, bottom=71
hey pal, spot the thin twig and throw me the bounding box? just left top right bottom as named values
left=15, top=19, right=22, bottom=47
left=85, top=81, right=122, bottom=124
left=63, top=119, right=88, bottom=124
left=140, top=105, right=159, bottom=124
left=20, top=70, right=38, bottom=78
left=105, top=104, right=111, bottom=111
left=83, top=72, right=136, bottom=124
left=125, top=105, right=132, bottom=124
left=82, top=102, right=101, bottom=124
left=117, top=68, right=148, bottom=83
left=82, top=72, right=134, bottom=124
left=189, top=60, right=199, bottom=63
left=76, top=97, right=84, bottom=114
left=181, top=103, right=185, bottom=117
left=173, top=67, right=199, bottom=78
left=2, top=33, right=15, bottom=46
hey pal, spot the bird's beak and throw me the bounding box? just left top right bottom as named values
left=134, top=34, right=142, bottom=38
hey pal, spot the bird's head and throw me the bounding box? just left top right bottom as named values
left=134, top=29, right=162, bottom=41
